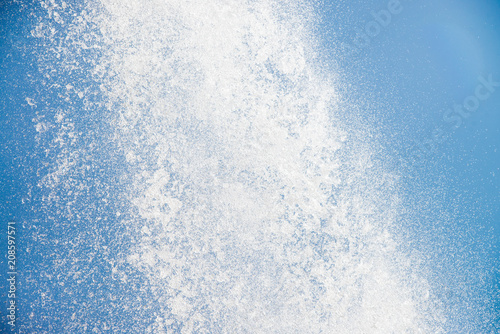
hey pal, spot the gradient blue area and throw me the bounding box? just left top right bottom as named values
left=317, top=0, right=500, bottom=331
left=0, top=0, right=498, bottom=332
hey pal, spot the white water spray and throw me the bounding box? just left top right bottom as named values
left=31, top=0, right=446, bottom=332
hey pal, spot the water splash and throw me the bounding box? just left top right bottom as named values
left=29, top=0, right=446, bottom=332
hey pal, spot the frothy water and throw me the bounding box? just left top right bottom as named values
left=28, top=0, right=451, bottom=332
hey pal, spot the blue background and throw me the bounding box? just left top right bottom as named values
left=317, top=0, right=500, bottom=331
left=0, top=0, right=499, bottom=332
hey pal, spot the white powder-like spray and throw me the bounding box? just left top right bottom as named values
left=93, top=0, right=444, bottom=332
left=29, top=0, right=447, bottom=332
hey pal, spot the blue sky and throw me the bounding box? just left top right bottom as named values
left=317, top=1, right=500, bottom=330
left=318, top=0, right=500, bottom=241
left=1, top=0, right=499, bottom=332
